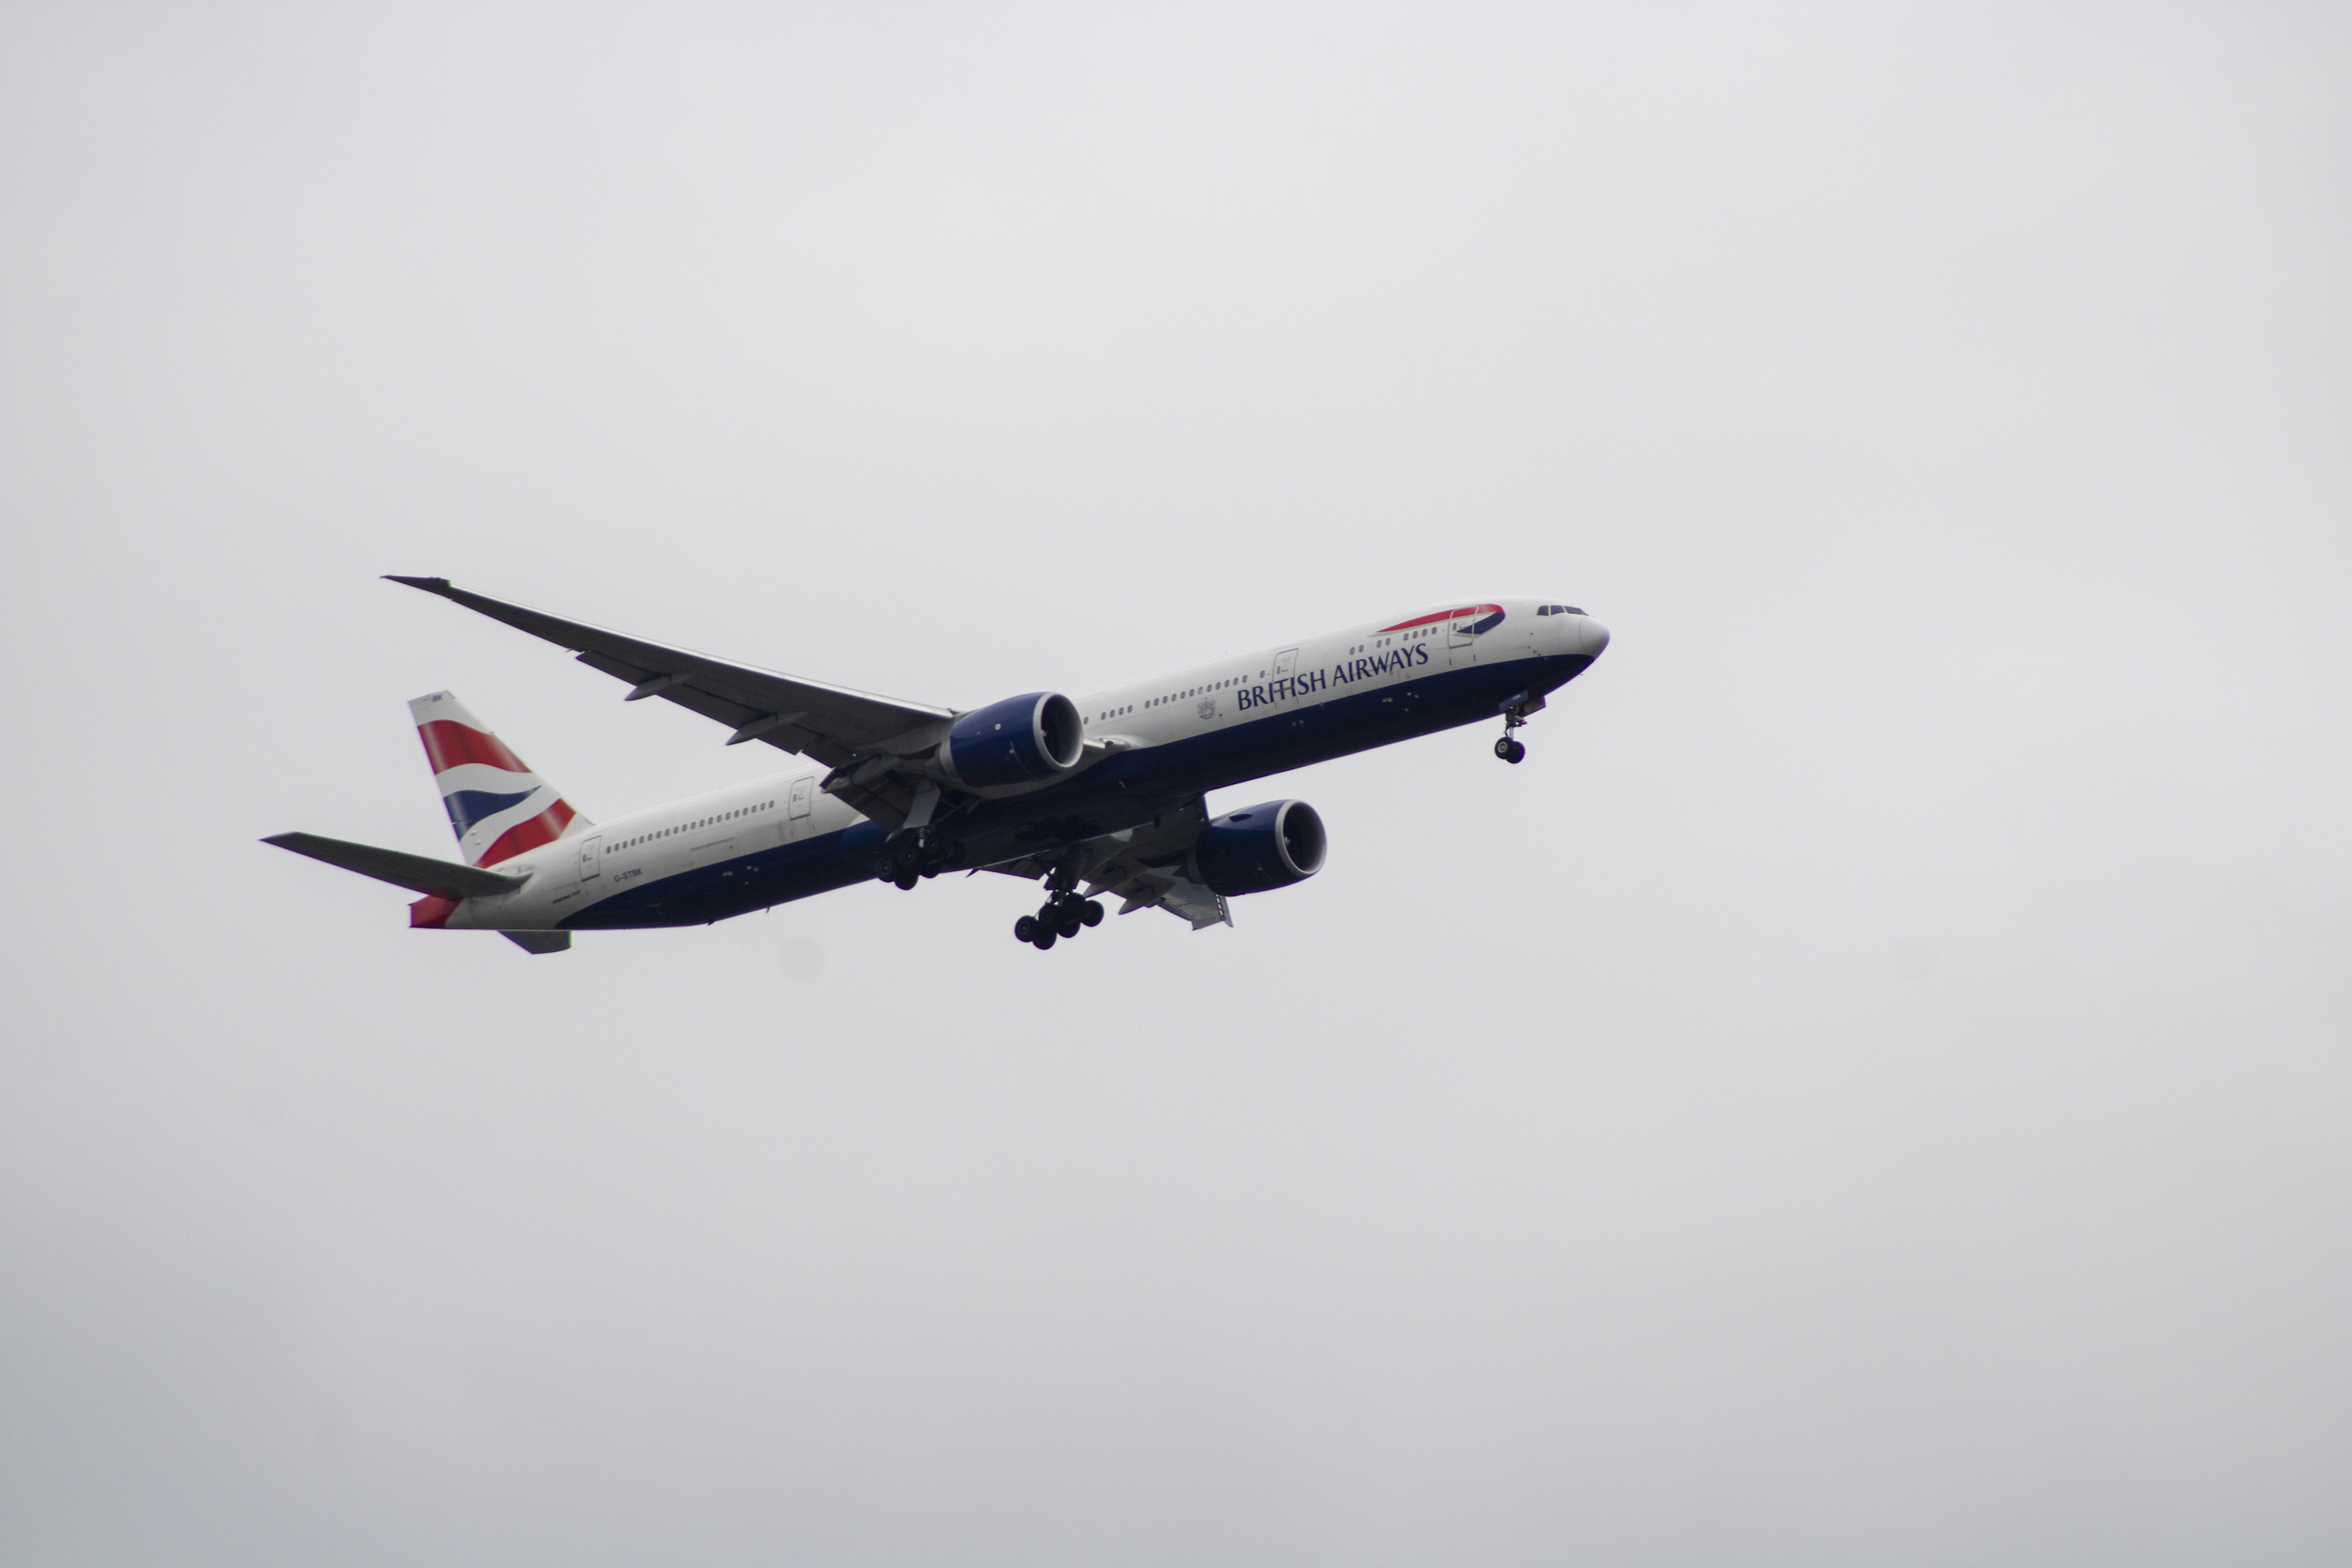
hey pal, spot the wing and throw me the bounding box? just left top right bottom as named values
left=979, top=797, right=1234, bottom=931
left=387, top=577, right=957, bottom=824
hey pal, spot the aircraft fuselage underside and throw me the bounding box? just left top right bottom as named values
left=567, top=651, right=1593, bottom=931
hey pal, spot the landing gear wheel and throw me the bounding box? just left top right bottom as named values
left=1080, top=899, right=1105, bottom=927
left=1014, top=916, right=1037, bottom=942
left=881, top=829, right=962, bottom=884
left=1057, top=916, right=1083, bottom=939
left=1033, top=927, right=1057, bottom=950
left=1494, top=700, right=1533, bottom=764
left=895, top=870, right=920, bottom=890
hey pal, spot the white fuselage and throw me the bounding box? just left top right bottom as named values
left=448, top=597, right=1606, bottom=932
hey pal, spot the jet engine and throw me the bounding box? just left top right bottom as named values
left=1193, top=800, right=1327, bottom=896
left=935, top=691, right=1086, bottom=789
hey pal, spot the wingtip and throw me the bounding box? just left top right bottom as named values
left=383, top=575, right=452, bottom=592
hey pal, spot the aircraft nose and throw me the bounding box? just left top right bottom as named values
left=1573, top=615, right=1610, bottom=659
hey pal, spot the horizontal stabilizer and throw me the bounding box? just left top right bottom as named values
left=262, top=832, right=523, bottom=899
left=502, top=931, right=572, bottom=955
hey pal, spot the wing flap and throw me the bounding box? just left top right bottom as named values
left=1147, top=878, right=1232, bottom=930
left=978, top=797, right=1233, bottom=931
left=568, top=649, right=837, bottom=756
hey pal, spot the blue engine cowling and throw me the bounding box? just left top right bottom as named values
left=938, top=691, right=1086, bottom=788
left=1192, top=800, right=1327, bottom=896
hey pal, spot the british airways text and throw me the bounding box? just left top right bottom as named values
left=1236, top=644, right=1432, bottom=712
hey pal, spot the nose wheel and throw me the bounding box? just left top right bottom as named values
left=1494, top=706, right=1529, bottom=764
left=1491, top=691, right=1542, bottom=764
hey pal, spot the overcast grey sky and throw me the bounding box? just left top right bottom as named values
left=2, top=3, right=2347, bottom=1564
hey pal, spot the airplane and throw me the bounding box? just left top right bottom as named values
left=264, top=578, right=1610, bottom=953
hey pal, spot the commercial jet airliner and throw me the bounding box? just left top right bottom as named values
left=265, top=578, right=1610, bottom=953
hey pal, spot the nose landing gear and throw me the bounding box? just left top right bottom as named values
left=1493, top=690, right=1541, bottom=764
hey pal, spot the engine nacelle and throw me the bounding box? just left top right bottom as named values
left=936, top=691, right=1086, bottom=789
left=1193, top=800, right=1327, bottom=896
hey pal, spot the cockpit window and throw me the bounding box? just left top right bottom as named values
left=1537, top=604, right=1585, bottom=616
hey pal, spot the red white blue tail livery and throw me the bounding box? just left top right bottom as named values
left=409, top=691, right=586, bottom=868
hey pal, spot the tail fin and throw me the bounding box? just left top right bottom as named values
left=408, top=691, right=590, bottom=867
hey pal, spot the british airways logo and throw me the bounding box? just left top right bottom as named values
left=1234, top=604, right=1500, bottom=713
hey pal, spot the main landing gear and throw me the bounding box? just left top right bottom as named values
left=1013, top=861, right=1104, bottom=949
left=874, top=829, right=960, bottom=891
left=1013, top=895, right=1104, bottom=950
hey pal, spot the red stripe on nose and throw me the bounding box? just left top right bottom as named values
left=1377, top=603, right=1501, bottom=633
